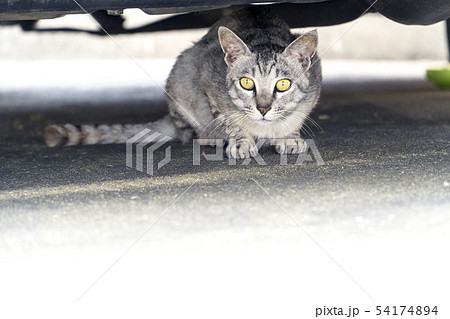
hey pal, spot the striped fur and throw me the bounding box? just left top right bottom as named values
left=43, top=115, right=176, bottom=147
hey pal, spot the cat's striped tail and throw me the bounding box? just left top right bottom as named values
left=43, top=115, right=177, bottom=147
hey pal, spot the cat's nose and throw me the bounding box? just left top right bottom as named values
left=257, top=106, right=271, bottom=116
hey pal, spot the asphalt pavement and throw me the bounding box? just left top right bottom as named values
left=0, top=60, right=449, bottom=319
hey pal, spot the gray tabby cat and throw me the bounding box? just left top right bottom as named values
left=44, top=8, right=322, bottom=159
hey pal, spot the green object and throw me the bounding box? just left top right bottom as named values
left=426, top=65, right=450, bottom=89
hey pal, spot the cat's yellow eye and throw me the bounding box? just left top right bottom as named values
left=240, top=77, right=255, bottom=90
left=276, top=79, right=291, bottom=92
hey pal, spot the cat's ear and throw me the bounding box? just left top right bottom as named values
left=218, top=26, right=251, bottom=67
left=283, top=30, right=318, bottom=71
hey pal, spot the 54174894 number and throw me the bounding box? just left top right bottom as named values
left=376, top=306, right=438, bottom=316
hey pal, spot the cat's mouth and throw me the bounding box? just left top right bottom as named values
left=257, top=118, right=272, bottom=124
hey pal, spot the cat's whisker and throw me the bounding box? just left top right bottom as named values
left=300, top=123, right=315, bottom=139
left=290, top=111, right=319, bottom=138
left=213, top=112, right=245, bottom=139
left=210, top=112, right=244, bottom=138
left=209, top=118, right=231, bottom=139
left=305, top=115, right=323, bottom=132
left=204, top=118, right=223, bottom=138
left=199, top=116, right=225, bottom=137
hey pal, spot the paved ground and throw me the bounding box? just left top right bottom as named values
left=0, top=60, right=449, bottom=318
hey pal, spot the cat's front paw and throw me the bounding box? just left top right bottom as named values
left=275, top=137, right=307, bottom=155
left=226, top=139, right=258, bottom=159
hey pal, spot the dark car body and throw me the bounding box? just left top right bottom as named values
left=1, top=0, right=449, bottom=30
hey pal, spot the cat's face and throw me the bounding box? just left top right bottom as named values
left=226, top=52, right=309, bottom=123
left=218, top=27, right=319, bottom=137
